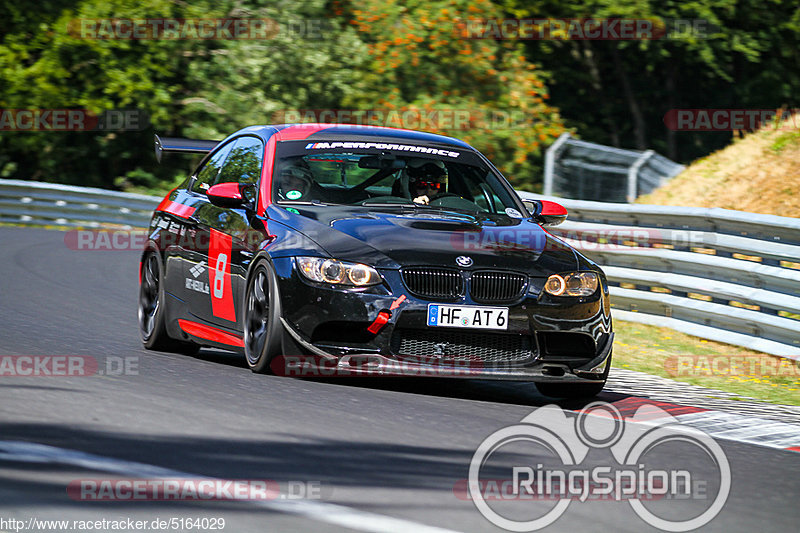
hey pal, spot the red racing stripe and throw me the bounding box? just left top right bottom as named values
left=276, top=123, right=332, bottom=140
left=178, top=319, right=244, bottom=347
left=159, top=201, right=196, bottom=219
left=257, top=135, right=277, bottom=215
left=155, top=187, right=178, bottom=213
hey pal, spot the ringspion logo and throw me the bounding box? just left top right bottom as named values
left=466, top=403, right=729, bottom=531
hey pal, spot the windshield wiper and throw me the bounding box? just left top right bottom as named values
left=359, top=201, right=434, bottom=208
left=279, top=199, right=333, bottom=206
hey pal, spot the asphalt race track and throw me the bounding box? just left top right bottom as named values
left=1, top=227, right=799, bottom=532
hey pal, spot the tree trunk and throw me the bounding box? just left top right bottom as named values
left=612, top=46, right=647, bottom=150
left=665, top=63, right=677, bottom=161
left=580, top=41, right=620, bottom=147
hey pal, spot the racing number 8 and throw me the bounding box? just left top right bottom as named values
left=213, top=253, right=228, bottom=298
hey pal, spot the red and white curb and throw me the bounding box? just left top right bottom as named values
left=597, top=396, right=800, bottom=453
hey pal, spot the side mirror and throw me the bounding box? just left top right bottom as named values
left=207, top=182, right=244, bottom=208
left=523, top=199, right=567, bottom=226
left=539, top=200, right=568, bottom=226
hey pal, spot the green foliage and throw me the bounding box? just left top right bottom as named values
left=0, top=0, right=220, bottom=186
left=771, top=130, right=800, bottom=153
left=180, top=0, right=373, bottom=140
left=499, top=0, right=800, bottom=163
left=341, top=0, right=568, bottom=189
left=0, top=0, right=797, bottom=192
left=113, top=167, right=158, bottom=190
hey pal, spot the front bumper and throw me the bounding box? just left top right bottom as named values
left=271, top=257, right=613, bottom=382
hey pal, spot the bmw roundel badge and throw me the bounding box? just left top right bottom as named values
left=456, top=255, right=473, bottom=267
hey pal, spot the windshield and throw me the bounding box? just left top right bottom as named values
left=272, top=140, right=523, bottom=215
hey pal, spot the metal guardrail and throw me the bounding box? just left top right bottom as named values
left=0, top=179, right=158, bottom=228
left=542, top=197, right=800, bottom=247
left=1, top=179, right=797, bottom=358
left=519, top=191, right=800, bottom=359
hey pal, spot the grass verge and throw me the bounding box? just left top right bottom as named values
left=612, top=320, right=800, bottom=406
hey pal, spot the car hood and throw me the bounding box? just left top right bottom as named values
left=267, top=205, right=578, bottom=275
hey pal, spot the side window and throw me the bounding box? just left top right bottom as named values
left=216, top=137, right=264, bottom=186
left=191, top=141, right=235, bottom=194
left=216, top=136, right=264, bottom=203
left=459, top=169, right=503, bottom=213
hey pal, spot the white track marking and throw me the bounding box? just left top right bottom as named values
left=0, top=440, right=462, bottom=533
left=673, top=411, right=800, bottom=450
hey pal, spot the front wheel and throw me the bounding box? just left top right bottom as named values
left=243, top=260, right=283, bottom=373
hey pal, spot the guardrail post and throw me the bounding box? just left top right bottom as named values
left=627, top=149, right=654, bottom=202
left=543, top=133, right=571, bottom=196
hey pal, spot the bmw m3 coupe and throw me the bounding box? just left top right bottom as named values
left=139, top=124, right=613, bottom=397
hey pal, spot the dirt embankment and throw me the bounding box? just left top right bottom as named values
left=638, top=124, right=800, bottom=218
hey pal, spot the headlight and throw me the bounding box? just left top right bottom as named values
left=544, top=271, right=598, bottom=297
left=296, top=257, right=382, bottom=286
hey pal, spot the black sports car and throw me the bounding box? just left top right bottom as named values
left=139, top=124, right=613, bottom=397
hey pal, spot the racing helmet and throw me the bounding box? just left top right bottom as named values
left=407, top=158, right=447, bottom=196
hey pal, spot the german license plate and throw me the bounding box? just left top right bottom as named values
left=427, top=304, right=509, bottom=330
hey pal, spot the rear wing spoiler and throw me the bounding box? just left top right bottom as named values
left=154, top=134, right=220, bottom=163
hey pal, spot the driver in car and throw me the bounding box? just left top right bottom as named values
left=277, top=160, right=314, bottom=201
left=408, top=160, right=448, bottom=205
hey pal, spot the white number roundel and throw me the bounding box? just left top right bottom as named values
left=213, top=253, right=228, bottom=298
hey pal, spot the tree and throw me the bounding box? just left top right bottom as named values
left=337, top=0, right=568, bottom=189
left=499, top=0, right=800, bottom=164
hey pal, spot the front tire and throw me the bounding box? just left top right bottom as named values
left=243, top=260, right=283, bottom=373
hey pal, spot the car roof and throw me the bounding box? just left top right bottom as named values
left=230, top=123, right=474, bottom=150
